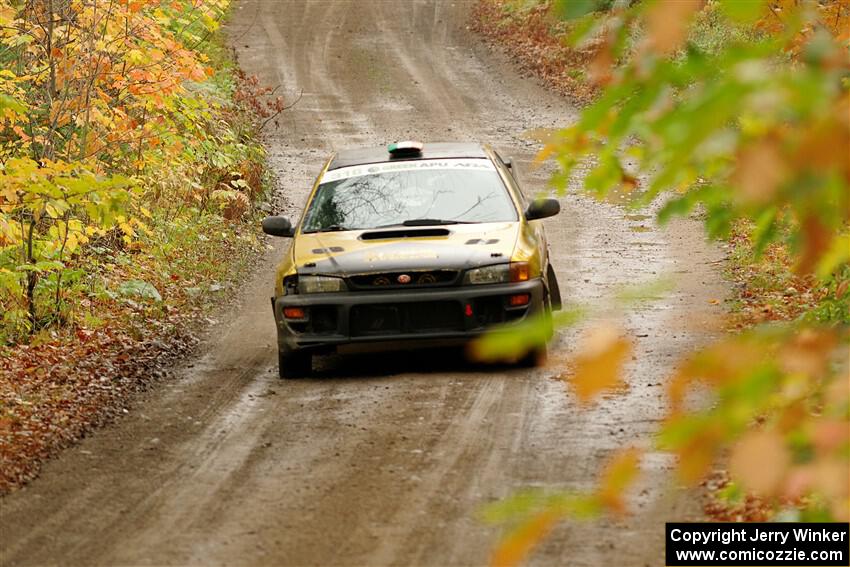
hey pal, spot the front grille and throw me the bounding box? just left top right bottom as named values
left=350, top=301, right=464, bottom=336
left=347, top=270, right=459, bottom=290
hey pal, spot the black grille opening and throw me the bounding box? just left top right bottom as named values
left=286, top=307, right=338, bottom=335
left=472, top=297, right=506, bottom=327
left=348, top=270, right=459, bottom=290
left=351, top=305, right=401, bottom=336
left=350, top=301, right=463, bottom=337
left=310, top=306, right=338, bottom=334
left=406, top=301, right=464, bottom=331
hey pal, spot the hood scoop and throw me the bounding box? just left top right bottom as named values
left=360, top=228, right=450, bottom=241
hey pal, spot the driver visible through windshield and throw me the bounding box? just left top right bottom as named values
left=301, top=159, right=517, bottom=233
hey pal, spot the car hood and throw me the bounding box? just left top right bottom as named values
left=292, top=222, right=519, bottom=275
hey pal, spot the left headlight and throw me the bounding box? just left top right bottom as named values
left=298, top=275, right=346, bottom=293
left=465, top=264, right=510, bottom=285
left=464, top=262, right=531, bottom=285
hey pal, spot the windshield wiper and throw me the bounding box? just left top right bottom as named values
left=304, top=224, right=351, bottom=234
left=397, top=218, right=475, bottom=227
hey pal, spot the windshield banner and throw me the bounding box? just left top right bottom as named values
left=321, top=159, right=496, bottom=183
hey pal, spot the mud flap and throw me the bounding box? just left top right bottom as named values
left=546, top=264, right=562, bottom=311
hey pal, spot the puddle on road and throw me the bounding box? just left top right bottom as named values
left=603, top=187, right=634, bottom=206
left=625, top=213, right=655, bottom=233
left=521, top=127, right=561, bottom=145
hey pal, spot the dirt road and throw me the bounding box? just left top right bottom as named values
left=0, top=2, right=727, bottom=565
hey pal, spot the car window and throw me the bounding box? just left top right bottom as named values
left=302, top=159, right=518, bottom=232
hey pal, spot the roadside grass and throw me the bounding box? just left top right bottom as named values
left=725, top=221, right=849, bottom=329
left=0, top=212, right=263, bottom=491
left=471, top=0, right=599, bottom=104
left=472, top=0, right=762, bottom=106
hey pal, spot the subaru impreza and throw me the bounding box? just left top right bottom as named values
left=262, top=141, right=561, bottom=378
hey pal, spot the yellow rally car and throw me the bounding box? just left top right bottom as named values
left=262, top=141, right=562, bottom=378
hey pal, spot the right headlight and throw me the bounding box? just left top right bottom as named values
left=298, top=275, right=346, bottom=293
left=464, top=262, right=530, bottom=285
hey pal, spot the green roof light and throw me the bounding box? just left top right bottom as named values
left=387, top=141, right=424, bottom=156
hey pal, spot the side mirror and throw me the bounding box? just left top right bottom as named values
left=262, top=216, right=294, bottom=237
left=503, top=157, right=513, bottom=169
left=525, top=198, right=560, bottom=221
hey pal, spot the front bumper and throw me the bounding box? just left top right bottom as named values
left=273, top=278, right=545, bottom=353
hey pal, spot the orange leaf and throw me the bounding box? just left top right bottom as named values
left=565, top=324, right=632, bottom=404
left=729, top=430, right=790, bottom=497
left=796, top=215, right=833, bottom=275
left=668, top=336, right=766, bottom=412
left=597, top=447, right=642, bottom=514
left=811, top=418, right=850, bottom=455
left=794, top=117, right=850, bottom=173
left=778, top=328, right=836, bottom=379
left=836, top=280, right=849, bottom=299
left=534, top=143, right=556, bottom=165
left=588, top=41, right=614, bottom=86
left=645, top=0, right=703, bottom=54
left=676, top=427, right=722, bottom=485
left=731, top=138, right=788, bottom=205
left=621, top=172, right=639, bottom=192
left=490, top=508, right=561, bottom=567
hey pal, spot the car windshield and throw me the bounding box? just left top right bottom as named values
left=301, top=159, right=517, bottom=233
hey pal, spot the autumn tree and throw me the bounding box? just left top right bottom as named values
left=479, top=1, right=849, bottom=564
left=0, top=0, right=276, bottom=338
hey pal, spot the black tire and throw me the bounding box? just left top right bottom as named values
left=518, top=345, right=548, bottom=368
left=519, top=294, right=552, bottom=368
left=546, top=263, right=562, bottom=311
left=278, top=348, right=312, bottom=379
left=541, top=291, right=555, bottom=340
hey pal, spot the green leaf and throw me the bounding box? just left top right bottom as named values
left=16, top=260, right=64, bottom=273
left=717, top=0, right=766, bottom=24
left=118, top=279, right=162, bottom=302
left=479, top=489, right=549, bottom=524
left=0, top=93, right=26, bottom=114
left=472, top=308, right=583, bottom=362
left=566, top=12, right=604, bottom=47
left=751, top=206, right=778, bottom=258
left=553, top=0, right=596, bottom=20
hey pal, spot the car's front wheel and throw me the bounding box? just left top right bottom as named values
left=517, top=345, right=548, bottom=368
left=278, top=349, right=312, bottom=379
left=518, top=293, right=552, bottom=368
